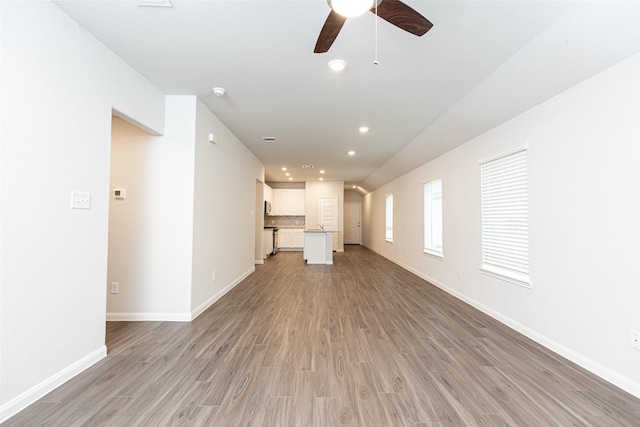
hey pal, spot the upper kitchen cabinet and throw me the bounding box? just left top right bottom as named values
left=264, top=184, right=273, bottom=204
left=272, top=189, right=305, bottom=216
left=294, top=189, right=305, bottom=215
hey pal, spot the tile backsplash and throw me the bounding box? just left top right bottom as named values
left=264, top=216, right=305, bottom=228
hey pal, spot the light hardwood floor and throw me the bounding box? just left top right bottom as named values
left=5, top=246, right=639, bottom=426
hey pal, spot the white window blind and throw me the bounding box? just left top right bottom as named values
left=480, top=148, right=530, bottom=286
left=424, top=178, right=443, bottom=257
left=385, top=194, right=393, bottom=242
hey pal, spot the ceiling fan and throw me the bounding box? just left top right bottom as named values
left=314, top=0, right=433, bottom=53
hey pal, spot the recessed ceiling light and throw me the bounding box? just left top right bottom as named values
left=319, top=177, right=324, bottom=181
left=285, top=173, right=290, bottom=177
left=288, top=177, right=293, bottom=181
left=358, top=126, right=369, bottom=133
left=348, top=150, right=356, bottom=156
left=328, top=59, right=347, bottom=72
left=352, top=185, right=357, bottom=189
left=281, top=167, right=287, bottom=171
left=320, top=170, right=325, bottom=174
left=212, top=87, right=226, bottom=97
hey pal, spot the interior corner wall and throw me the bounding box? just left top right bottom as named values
left=107, top=96, right=197, bottom=320
left=0, top=1, right=166, bottom=420
left=362, top=53, right=640, bottom=397
left=190, top=99, right=264, bottom=317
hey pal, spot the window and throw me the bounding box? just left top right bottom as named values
left=480, top=147, right=530, bottom=287
left=385, top=194, right=393, bottom=242
left=424, top=177, right=443, bottom=257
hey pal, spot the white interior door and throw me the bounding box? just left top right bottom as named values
left=319, top=197, right=338, bottom=231
left=344, top=202, right=361, bottom=244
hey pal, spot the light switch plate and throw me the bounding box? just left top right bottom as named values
left=631, top=330, right=640, bottom=351
left=71, top=191, right=91, bottom=209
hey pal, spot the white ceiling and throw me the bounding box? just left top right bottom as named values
left=53, top=0, right=640, bottom=192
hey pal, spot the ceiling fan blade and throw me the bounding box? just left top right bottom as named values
left=373, top=0, right=433, bottom=36
left=314, top=10, right=347, bottom=53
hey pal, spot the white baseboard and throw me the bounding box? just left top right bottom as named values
left=0, top=346, right=107, bottom=424
left=363, top=244, right=640, bottom=399
left=190, top=266, right=255, bottom=320
left=106, top=312, right=191, bottom=322
left=255, top=259, right=264, bottom=265
left=106, top=267, right=257, bottom=322
left=4, top=267, right=258, bottom=422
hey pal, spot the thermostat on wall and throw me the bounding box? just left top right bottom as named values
left=113, top=188, right=126, bottom=200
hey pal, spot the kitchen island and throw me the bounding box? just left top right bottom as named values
left=303, top=230, right=333, bottom=265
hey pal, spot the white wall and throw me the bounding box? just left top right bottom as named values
left=0, top=1, right=166, bottom=420
left=344, top=190, right=363, bottom=204
left=108, top=97, right=196, bottom=320
left=191, top=99, right=264, bottom=316
left=108, top=97, right=265, bottom=321
left=305, top=181, right=344, bottom=251
left=363, top=53, right=640, bottom=397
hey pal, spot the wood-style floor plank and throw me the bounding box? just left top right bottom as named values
left=4, top=246, right=640, bottom=426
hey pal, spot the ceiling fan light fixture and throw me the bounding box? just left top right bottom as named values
left=330, top=0, right=373, bottom=17
left=328, top=59, right=347, bottom=72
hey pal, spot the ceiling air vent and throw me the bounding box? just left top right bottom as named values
left=302, top=165, right=314, bottom=169
left=136, top=0, right=173, bottom=7
left=262, top=137, right=277, bottom=143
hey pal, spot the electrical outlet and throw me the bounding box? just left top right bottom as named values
left=110, top=282, right=119, bottom=294
left=631, top=330, right=640, bottom=351
left=212, top=271, right=216, bottom=281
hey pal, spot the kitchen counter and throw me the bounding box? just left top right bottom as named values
left=303, top=231, right=333, bottom=265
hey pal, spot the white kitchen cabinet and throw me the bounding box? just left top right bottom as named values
left=271, top=189, right=305, bottom=216
left=277, top=228, right=304, bottom=250
left=294, top=189, right=305, bottom=215
left=264, top=184, right=273, bottom=205
left=282, top=190, right=296, bottom=214
left=292, top=229, right=305, bottom=248
left=277, top=229, right=293, bottom=248
left=272, top=189, right=283, bottom=215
